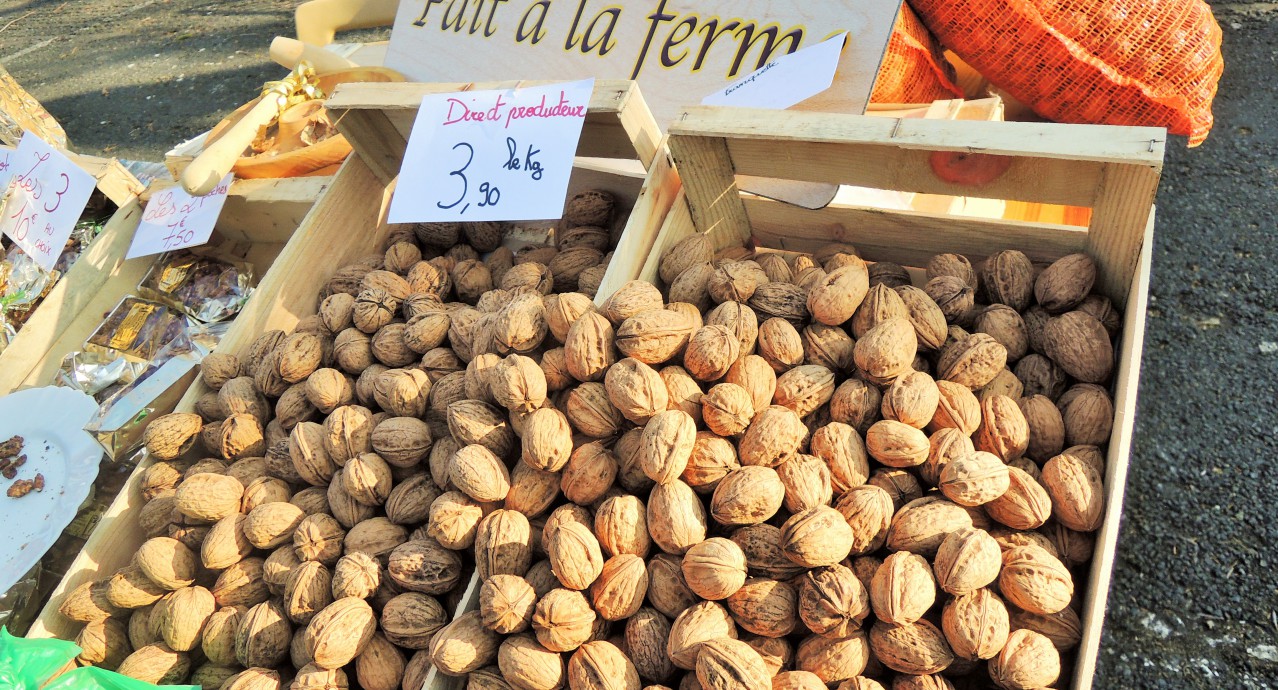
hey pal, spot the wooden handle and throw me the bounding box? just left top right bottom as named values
left=181, top=97, right=280, bottom=195
left=269, top=37, right=357, bottom=72
left=294, top=0, right=398, bottom=46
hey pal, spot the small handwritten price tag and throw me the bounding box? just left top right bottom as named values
left=0, top=133, right=97, bottom=272
left=388, top=79, right=594, bottom=224
left=702, top=32, right=848, bottom=110
left=126, top=174, right=233, bottom=259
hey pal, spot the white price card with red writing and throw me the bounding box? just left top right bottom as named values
left=389, top=79, right=594, bottom=224
left=0, top=133, right=97, bottom=271
left=126, top=173, right=233, bottom=259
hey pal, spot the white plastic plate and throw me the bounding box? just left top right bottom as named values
left=0, top=386, right=102, bottom=594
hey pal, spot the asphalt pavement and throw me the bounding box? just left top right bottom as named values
left=1, top=1, right=1276, bottom=687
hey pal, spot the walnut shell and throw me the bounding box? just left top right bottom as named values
left=710, top=466, right=784, bottom=527
left=589, top=554, right=649, bottom=621
left=236, top=599, right=292, bottom=668
left=738, top=406, right=806, bottom=468
left=989, top=629, right=1061, bottom=689
left=998, top=546, right=1074, bottom=615
left=547, top=520, right=604, bottom=590
left=143, top=413, right=203, bottom=461
left=757, top=318, right=804, bottom=374
left=659, top=235, right=714, bottom=285
left=794, top=629, right=870, bottom=684
left=615, top=309, right=694, bottom=365
left=174, top=472, right=244, bottom=522
left=981, top=250, right=1034, bottom=311
left=941, top=588, right=1010, bottom=661
left=886, top=497, right=973, bottom=557
left=284, top=560, right=334, bottom=625
left=869, top=551, right=936, bottom=625
left=833, top=485, right=894, bottom=556
left=938, top=451, right=1010, bottom=507
left=137, top=537, right=198, bottom=591
left=667, top=600, right=736, bottom=670
left=853, top=318, right=917, bottom=383
left=725, top=578, right=798, bottom=638
left=937, top=333, right=1007, bottom=389
left=481, top=575, right=537, bottom=635
left=305, top=597, right=377, bottom=670
left=333, top=552, right=381, bottom=600
left=1042, top=449, right=1105, bottom=531
left=533, top=588, right=596, bottom=653
left=933, top=526, right=1001, bottom=596
left=647, top=480, right=708, bottom=555
left=807, top=263, right=870, bottom=326
left=1059, top=383, right=1114, bottom=447
left=695, top=638, right=769, bottom=690
left=779, top=507, right=854, bottom=567
left=116, top=643, right=190, bottom=685
left=868, top=619, right=953, bottom=676
left=797, top=564, right=868, bottom=637
left=499, top=633, right=566, bottom=690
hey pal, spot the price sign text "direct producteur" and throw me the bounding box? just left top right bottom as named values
left=389, top=79, right=594, bottom=224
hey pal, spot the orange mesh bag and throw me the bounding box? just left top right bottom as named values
left=870, top=3, right=964, bottom=104
left=909, top=0, right=1224, bottom=145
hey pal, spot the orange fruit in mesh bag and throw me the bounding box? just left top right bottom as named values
left=871, top=3, right=964, bottom=105
left=909, top=0, right=1224, bottom=145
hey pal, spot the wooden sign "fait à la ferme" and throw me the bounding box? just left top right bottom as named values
left=386, top=0, right=902, bottom=124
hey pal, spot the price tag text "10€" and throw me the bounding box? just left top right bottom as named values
left=388, top=79, right=594, bottom=224
left=0, top=133, right=97, bottom=272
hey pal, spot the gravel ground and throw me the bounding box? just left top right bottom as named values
left=2, top=1, right=1277, bottom=687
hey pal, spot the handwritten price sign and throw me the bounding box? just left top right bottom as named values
left=0, top=133, right=97, bottom=271
left=126, top=174, right=233, bottom=259
left=388, top=79, right=594, bottom=224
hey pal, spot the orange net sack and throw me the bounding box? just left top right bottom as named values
left=871, top=3, right=965, bottom=105
left=909, top=0, right=1224, bottom=146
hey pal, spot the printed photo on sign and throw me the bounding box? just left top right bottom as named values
left=389, top=79, right=594, bottom=224
left=0, top=133, right=96, bottom=272
left=127, top=173, right=234, bottom=259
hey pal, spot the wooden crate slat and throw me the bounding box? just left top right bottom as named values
left=593, top=148, right=681, bottom=305
left=215, top=177, right=332, bottom=242
left=724, top=137, right=1106, bottom=208
left=1074, top=214, right=1154, bottom=690
left=670, top=106, right=1167, bottom=165
left=1086, top=163, right=1164, bottom=302
left=334, top=108, right=412, bottom=187
left=665, top=135, right=750, bottom=248
left=743, top=197, right=1090, bottom=267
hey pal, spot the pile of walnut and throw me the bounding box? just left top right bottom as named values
left=59, top=196, right=1120, bottom=690
left=55, top=190, right=623, bottom=690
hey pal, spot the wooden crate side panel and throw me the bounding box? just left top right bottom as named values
left=0, top=202, right=144, bottom=396
left=215, top=177, right=331, bottom=242
left=669, top=106, right=1167, bottom=165
left=593, top=149, right=681, bottom=305
left=665, top=135, right=750, bottom=247
left=725, top=138, right=1105, bottom=208
left=1073, top=213, right=1154, bottom=689
left=65, top=153, right=145, bottom=208
left=1086, top=164, right=1162, bottom=305
left=742, top=197, right=1089, bottom=267
left=635, top=190, right=693, bottom=287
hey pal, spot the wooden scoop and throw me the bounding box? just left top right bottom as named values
left=180, top=63, right=324, bottom=195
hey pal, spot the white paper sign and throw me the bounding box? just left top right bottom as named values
left=0, top=133, right=96, bottom=271
left=126, top=174, right=234, bottom=259
left=389, top=79, right=594, bottom=224
left=386, top=1, right=902, bottom=126
left=702, top=32, right=847, bottom=110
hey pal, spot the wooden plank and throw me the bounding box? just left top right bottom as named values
left=635, top=190, right=694, bottom=287
left=613, top=86, right=661, bottom=169
left=0, top=202, right=144, bottom=396
left=671, top=106, right=1167, bottom=165
left=1086, top=165, right=1162, bottom=305
left=1073, top=211, right=1154, bottom=689
left=215, top=177, right=330, bottom=242
left=666, top=135, right=751, bottom=250
left=743, top=197, right=1089, bottom=267
left=594, top=146, right=681, bottom=305
left=333, top=108, right=409, bottom=187
left=64, top=153, right=145, bottom=208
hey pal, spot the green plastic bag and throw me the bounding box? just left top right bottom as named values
left=0, top=627, right=79, bottom=689
left=44, top=666, right=199, bottom=690
left=0, top=628, right=197, bottom=690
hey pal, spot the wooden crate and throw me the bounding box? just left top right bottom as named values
left=30, top=81, right=678, bottom=637
left=0, top=176, right=328, bottom=396
left=620, top=106, right=1158, bottom=690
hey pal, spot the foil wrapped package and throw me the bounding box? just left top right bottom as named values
left=57, top=297, right=190, bottom=399
left=139, top=250, right=254, bottom=323
left=83, top=322, right=225, bottom=459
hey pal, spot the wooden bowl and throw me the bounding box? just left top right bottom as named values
left=205, top=66, right=400, bottom=180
